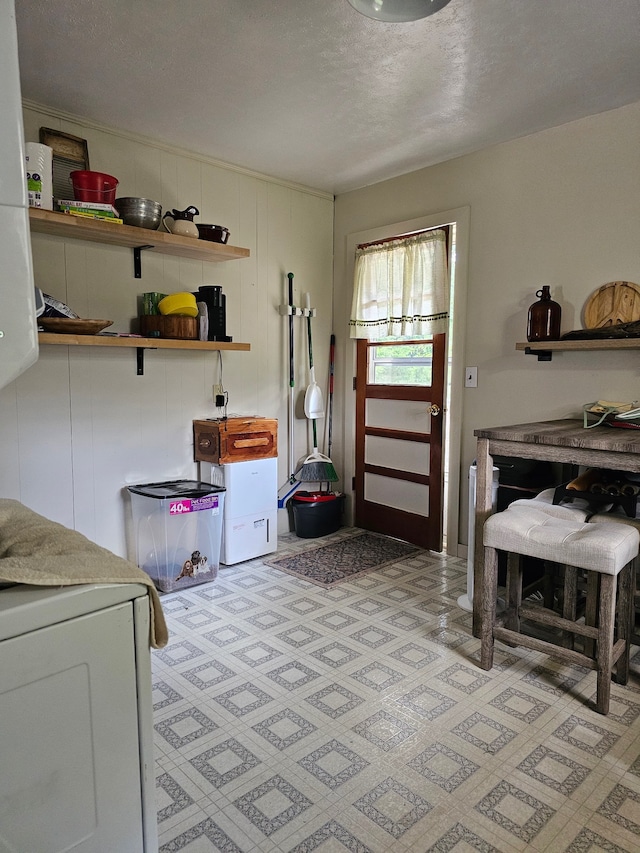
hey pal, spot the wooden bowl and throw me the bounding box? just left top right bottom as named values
left=139, top=315, right=198, bottom=339
left=39, top=318, right=113, bottom=335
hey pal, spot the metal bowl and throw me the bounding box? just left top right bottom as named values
left=114, top=197, right=162, bottom=230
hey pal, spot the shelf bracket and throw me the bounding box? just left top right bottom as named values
left=524, top=346, right=552, bottom=362
left=132, top=245, right=154, bottom=278
left=136, top=345, right=158, bottom=375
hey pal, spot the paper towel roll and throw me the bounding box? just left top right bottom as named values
left=25, top=142, right=53, bottom=210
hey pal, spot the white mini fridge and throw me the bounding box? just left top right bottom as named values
left=206, top=457, right=278, bottom=564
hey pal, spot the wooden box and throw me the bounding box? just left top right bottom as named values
left=193, top=417, right=277, bottom=463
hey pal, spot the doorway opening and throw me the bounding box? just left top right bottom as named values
left=348, top=212, right=465, bottom=554
left=344, top=206, right=471, bottom=557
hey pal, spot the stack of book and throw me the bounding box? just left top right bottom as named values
left=57, top=200, right=123, bottom=224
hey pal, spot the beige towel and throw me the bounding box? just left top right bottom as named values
left=0, top=499, right=168, bottom=648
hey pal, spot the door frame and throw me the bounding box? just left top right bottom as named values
left=342, top=206, right=470, bottom=556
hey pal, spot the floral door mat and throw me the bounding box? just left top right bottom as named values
left=264, top=531, right=421, bottom=587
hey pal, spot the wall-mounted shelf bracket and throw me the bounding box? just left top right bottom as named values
left=524, top=346, right=552, bottom=361
left=133, top=245, right=155, bottom=278
left=136, top=345, right=159, bottom=375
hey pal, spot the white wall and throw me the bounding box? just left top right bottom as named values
left=0, top=105, right=334, bottom=558
left=5, top=101, right=639, bottom=559
left=333, top=101, right=640, bottom=551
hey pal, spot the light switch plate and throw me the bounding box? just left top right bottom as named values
left=465, top=366, right=478, bottom=388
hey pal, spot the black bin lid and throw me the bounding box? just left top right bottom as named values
left=127, top=480, right=225, bottom=499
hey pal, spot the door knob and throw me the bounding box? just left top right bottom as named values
left=429, top=404, right=441, bottom=416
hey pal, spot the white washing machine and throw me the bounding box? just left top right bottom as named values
left=0, top=583, right=157, bottom=852
left=205, top=457, right=278, bottom=564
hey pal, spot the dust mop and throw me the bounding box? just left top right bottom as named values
left=278, top=273, right=302, bottom=508
left=295, top=294, right=338, bottom=484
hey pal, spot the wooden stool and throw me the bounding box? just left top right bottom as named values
left=480, top=503, right=638, bottom=714
left=589, top=510, right=640, bottom=648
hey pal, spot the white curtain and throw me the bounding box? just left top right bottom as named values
left=349, top=229, right=449, bottom=340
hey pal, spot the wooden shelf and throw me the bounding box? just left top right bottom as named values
left=38, top=333, right=250, bottom=351
left=517, top=339, right=640, bottom=352
left=29, top=208, right=250, bottom=265
left=31, top=210, right=252, bottom=372
left=38, top=333, right=250, bottom=375
left=516, top=339, right=640, bottom=361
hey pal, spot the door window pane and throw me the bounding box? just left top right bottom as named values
left=364, top=473, right=430, bottom=515
left=365, top=435, right=430, bottom=475
left=368, top=342, right=433, bottom=386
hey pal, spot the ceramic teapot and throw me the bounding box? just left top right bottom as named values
left=162, top=205, right=199, bottom=238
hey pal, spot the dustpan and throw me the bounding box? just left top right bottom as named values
left=303, top=293, right=324, bottom=419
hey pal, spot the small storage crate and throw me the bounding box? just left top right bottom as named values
left=127, top=480, right=225, bottom=592
left=193, top=417, right=277, bottom=464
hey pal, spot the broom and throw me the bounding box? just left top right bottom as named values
left=296, top=295, right=338, bottom=484
left=296, top=419, right=338, bottom=483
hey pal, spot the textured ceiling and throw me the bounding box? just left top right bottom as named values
left=14, top=0, right=640, bottom=194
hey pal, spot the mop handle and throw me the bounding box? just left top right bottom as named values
left=307, top=293, right=318, bottom=453
left=305, top=292, right=314, bottom=370
left=288, top=273, right=294, bottom=387
left=288, top=272, right=294, bottom=479
left=328, top=333, right=335, bottom=457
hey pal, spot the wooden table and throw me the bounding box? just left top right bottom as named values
left=472, top=419, right=640, bottom=636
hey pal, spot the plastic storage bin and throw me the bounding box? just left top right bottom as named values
left=291, top=492, right=345, bottom=538
left=127, top=480, right=225, bottom=592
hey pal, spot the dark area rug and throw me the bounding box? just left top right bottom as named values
left=264, top=531, right=421, bottom=587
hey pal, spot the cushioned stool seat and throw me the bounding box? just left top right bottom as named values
left=480, top=504, right=638, bottom=715
left=504, top=496, right=594, bottom=610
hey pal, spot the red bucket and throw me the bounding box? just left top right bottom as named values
left=70, top=170, right=119, bottom=204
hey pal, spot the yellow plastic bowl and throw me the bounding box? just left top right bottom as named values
left=158, top=292, right=198, bottom=318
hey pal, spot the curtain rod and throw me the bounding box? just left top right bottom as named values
left=358, top=223, right=449, bottom=250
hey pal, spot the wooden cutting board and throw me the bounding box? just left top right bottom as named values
left=583, top=281, right=640, bottom=328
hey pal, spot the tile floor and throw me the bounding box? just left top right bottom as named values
left=152, top=528, right=640, bottom=852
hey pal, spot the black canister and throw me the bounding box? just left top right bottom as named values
left=527, top=286, right=561, bottom=342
